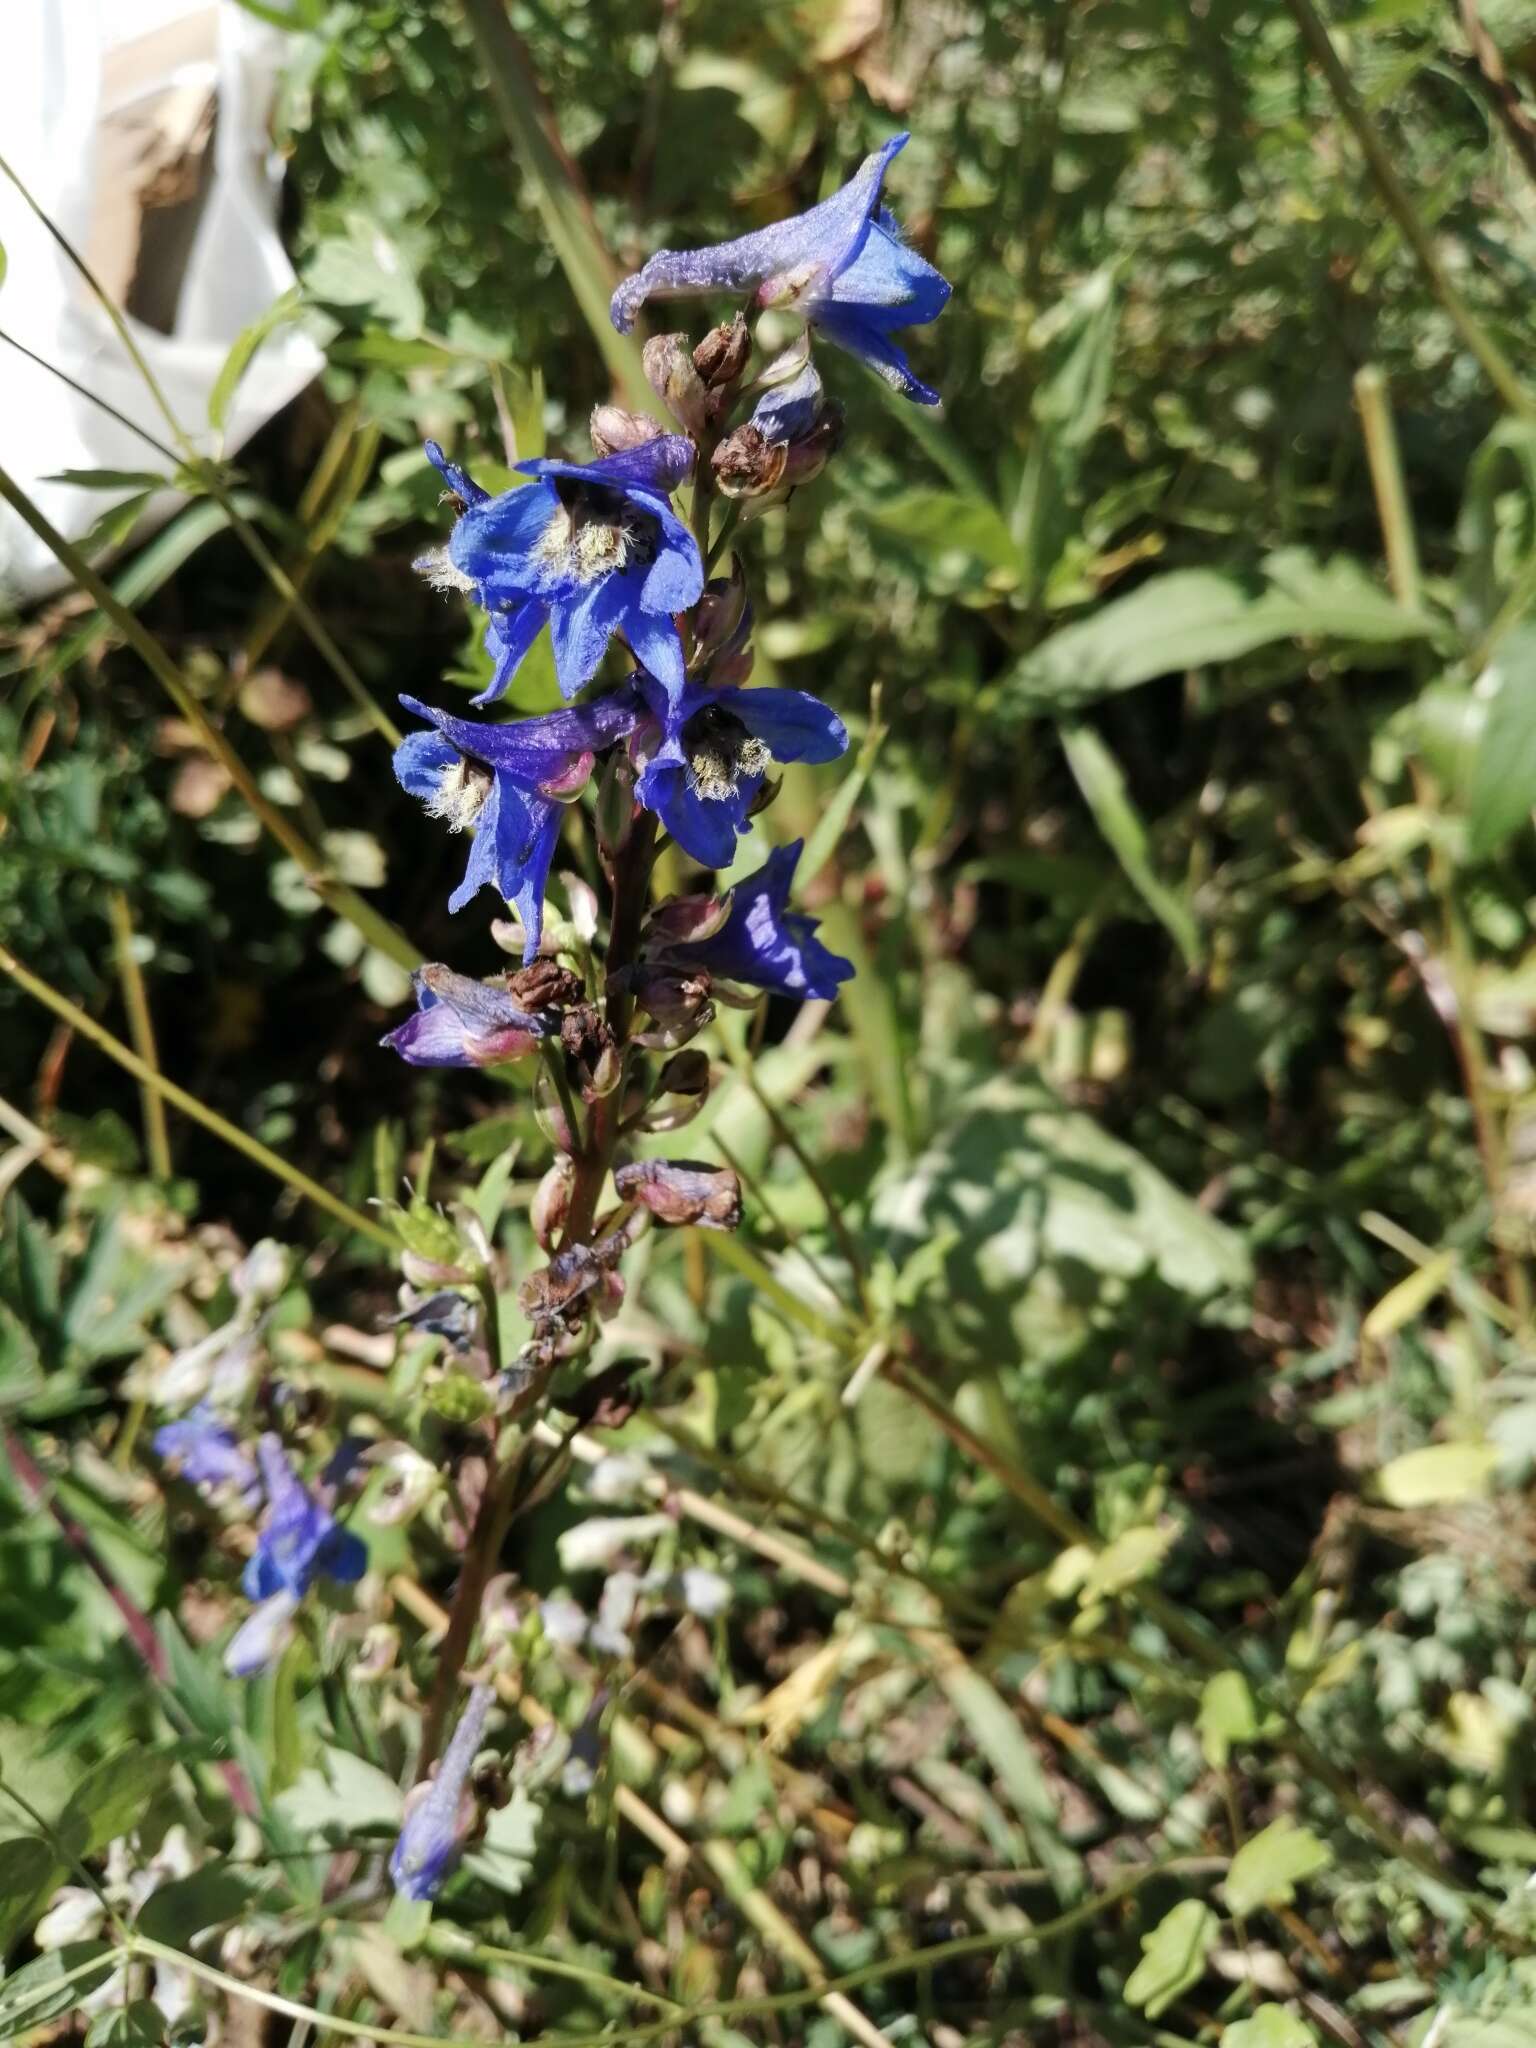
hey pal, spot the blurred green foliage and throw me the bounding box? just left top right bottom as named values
left=10, top=0, right=1536, bottom=2041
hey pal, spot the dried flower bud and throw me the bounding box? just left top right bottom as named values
left=531, top=1158, right=573, bottom=1251
left=693, top=314, right=751, bottom=389
left=590, top=404, right=663, bottom=456
left=712, top=424, right=788, bottom=501
left=614, top=1158, right=741, bottom=1231
left=508, top=960, right=582, bottom=1012
left=643, top=334, right=709, bottom=437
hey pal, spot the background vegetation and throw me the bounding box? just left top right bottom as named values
left=10, top=0, right=1536, bottom=2041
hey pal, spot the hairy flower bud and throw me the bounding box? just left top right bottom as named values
left=657, top=1048, right=711, bottom=1097
left=614, top=1158, right=742, bottom=1231
left=643, top=334, right=709, bottom=437
left=589, top=404, right=663, bottom=456
left=693, top=314, right=751, bottom=390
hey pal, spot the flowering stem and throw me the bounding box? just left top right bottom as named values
left=0, top=941, right=397, bottom=1249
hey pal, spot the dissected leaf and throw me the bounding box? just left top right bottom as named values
left=1123, top=1899, right=1218, bottom=2017
left=1223, top=1819, right=1333, bottom=1917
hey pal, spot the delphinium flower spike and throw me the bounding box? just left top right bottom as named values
left=609, top=133, right=950, bottom=405
left=390, top=1683, right=494, bottom=1901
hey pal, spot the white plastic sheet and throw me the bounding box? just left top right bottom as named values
left=0, top=0, right=323, bottom=600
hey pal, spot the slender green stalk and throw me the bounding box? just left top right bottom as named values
left=0, top=150, right=398, bottom=744
left=456, top=0, right=658, bottom=419
left=1284, top=0, right=1536, bottom=418
left=416, top=1928, right=684, bottom=2015
left=0, top=461, right=420, bottom=973
left=1354, top=366, right=1423, bottom=612
left=0, top=942, right=396, bottom=1249
left=106, top=889, right=172, bottom=1180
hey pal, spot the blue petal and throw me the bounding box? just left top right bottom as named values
left=609, top=135, right=910, bottom=331
left=549, top=574, right=629, bottom=698
left=823, top=214, right=951, bottom=323
left=447, top=775, right=508, bottom=916
left=383, top=1003, right=476, bottom=1068
left=425, top=439, right=489, bottom=507
left=522, top=437, right=696, bottom=496
left=394, top=731, right=458, bottom=802
left=626, top=608, right=687, bottom=704
left=648, top=768, right=746, bottom=869
left=811, top=307, right=940, bottom=404
left=398, top=693, right=641, bottom=781
left=318, top=1526, right=368, bottom=1585
left=498, top=798, right=565, bottom=961
left=224, top=1592, right=299, bottom=1678
left=475, top=602, right=548, bottom=705
left=639, top=509, right=704, bottom=615
left=723, top=687, right=848, bottom=765
left=449, top=481, right=568, bottom=598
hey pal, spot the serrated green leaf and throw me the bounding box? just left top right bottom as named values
left=1123, top=1899, right=1218, bottom=2017
left=1223, top=1818, right=1333, bottom=1917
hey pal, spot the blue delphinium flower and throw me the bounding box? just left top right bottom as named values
left=225, top=1436, right=367, bottom=1678
left=610, top=133, right=950, bottom=405
left=632, top=680, right=847, bottom=870
left=153, top=1405, right=260, bottom=1507
left=384, top=964, right=548, bottom=1069
left=423, top=437, right=703, bottom=706
left=395, top=690, right=642, bottom=958
left=664, top=840, right=852, bottom=1000
left=390, top=1684, right=494, bottom=1901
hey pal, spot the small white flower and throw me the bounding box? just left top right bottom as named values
left=581, top=1454, right=654, bottom=1506
left=557, top=1513, right=671, bottom=1574
left=34, top=1886, right=105, bottom=1949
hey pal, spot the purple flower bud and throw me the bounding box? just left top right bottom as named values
left=390, top=1684, right=495, bottom=1901
left=614, top=1157, right=741, bottom=1231
left=383, top=965, right=546, bottom=1070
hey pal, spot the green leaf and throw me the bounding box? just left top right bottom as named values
left=934, top=1654, right=1083, bottom=1901
left=0, top=1943, right=115, bottom=2039
left=137, top=1863, right=253, bottom=1950
left=1060, top=721, right=1201, bottom=968
left=209, top=286, right=302, bottom=435
left=59, top=1749, right=172, bottom=1858
left=1198, top=1671, right=1260, bottom=1768
left=1468, top=625, right=1536, bottom=857
left=275, top=1748, right=403, bottom=1840
left=1004, top=551, right=1431, bottom=715
left=461, top=1786, right=541, bottom=1898
left=1223, top=1818, right=1333, bottom=1917
left=84, top=2001, right=164, bottom=2048
left=458, top=0, right=656, bottom=419
left=0, top=1837, right=59, bottom=1952
left=1373, top=1441, right=1500, bottom=1507
left=1079, top=1521, right=1176, bottom=1603
left=41, top=469, right=168, bottom=492
left=1123, top=1899, right=1218, bottom=2017
left=864, top=489, right=1021, bottom=577
left=1222, top=2007, right=1320, bottom=2048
